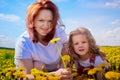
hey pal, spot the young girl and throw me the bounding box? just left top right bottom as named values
left=68, top=27, right=109, bottom=79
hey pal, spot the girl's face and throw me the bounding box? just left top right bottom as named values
left=72, top=34, right=89, bottom=56
left=34, top=9, right=53, bottom=37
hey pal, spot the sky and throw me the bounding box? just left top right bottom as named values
left=0, top=0, right=120, bottom=48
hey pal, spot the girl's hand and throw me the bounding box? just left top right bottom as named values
left=51, top=68, right=73, bottom=80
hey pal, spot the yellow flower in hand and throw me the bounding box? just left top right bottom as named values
left=62, top=55, right=70, bottom=63
left=50, top=38, right=67, bottom=69
left=50, top=38, right=60, bottom=43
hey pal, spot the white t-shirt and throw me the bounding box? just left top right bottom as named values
left=75, top=56, right=108, bottom=68
left=14, top=27, right=67, bottom=71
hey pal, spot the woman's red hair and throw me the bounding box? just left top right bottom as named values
left=26, top=0, right=59, bottom=43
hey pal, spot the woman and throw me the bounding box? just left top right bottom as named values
left=14, top=0, right=72, bottom=79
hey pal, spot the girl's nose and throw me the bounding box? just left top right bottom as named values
left=79, top=43, right=83, bottom=47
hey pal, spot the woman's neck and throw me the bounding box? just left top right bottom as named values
left=38, top=35, right=49, bottom=46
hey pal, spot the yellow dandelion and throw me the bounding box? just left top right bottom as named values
left=50, top=38, right=60, bottom=43
left=19, top=74, right=27, bottom=78
left=31, top=68, right=43, bottom=76
left=6, top=72, right=12, bottom=77
left=47, top=74, right=60, bottom=80
left=36, top=76, right=46, bottom=80
left=50, top=38, right=66, bottom=69
left=18, top=67, right=26, bottom=71
left=87, top=79, right=95, bottom=80
left=31, top=68, right=38, bottom=72
left=94, top=67, right=102, bottom=72
left=88, top=68, right=97, bottom=75
left=98, top=62, right=108, bottom=68
left=72, top=72, right=78, bottom=77
left=62, top=55, right=70, bottom=63
left=114, top=72, right=120, bottom=79
left=105, top=71, right=117, bottom=79
left=83, top=68, right=91, bottom=71
left=13, top=71, right=25, bottom=77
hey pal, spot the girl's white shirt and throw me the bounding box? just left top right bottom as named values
left=75, top=56, right=108, bottom=68
left=14, top=26, right=67, bottom=71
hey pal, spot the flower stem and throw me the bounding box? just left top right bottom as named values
left=55, top=42, right=66, bottom=69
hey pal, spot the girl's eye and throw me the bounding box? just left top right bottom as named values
left=82, top=41, right=87, bottom=43
left=82, top=41, right=86, bottom=43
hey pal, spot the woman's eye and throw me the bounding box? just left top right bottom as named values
left=38, top=20, right=43, bottom=22
left=48, top=20, right=52, bottom=23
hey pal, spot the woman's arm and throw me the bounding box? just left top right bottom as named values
left=17, top=59, right=34, bottom=80
left=17, top=59, right=46, bottom=73
left=17, top=59, right=33, bottom=74
left=17, top=59, right=72, bottom=80
left=33, top=61, right=46, bottom=71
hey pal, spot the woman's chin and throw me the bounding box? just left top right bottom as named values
left=39, top=32, right=48, bottom=36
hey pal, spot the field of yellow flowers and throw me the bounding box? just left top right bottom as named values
left=0, top=46, right=120, bottom=80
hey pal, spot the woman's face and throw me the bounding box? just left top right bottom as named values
left=72, top=34, right=89, bottom=56
left=34, top=9, right=53, bottom=37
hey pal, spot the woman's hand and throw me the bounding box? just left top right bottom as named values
left=50, top=68, right=73, bottom=80
left=26, top=74, right=34, bottom=80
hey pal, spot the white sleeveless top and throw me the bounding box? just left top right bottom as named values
left=14, top=27, right=67, bottom=71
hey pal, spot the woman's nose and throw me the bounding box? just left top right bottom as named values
left=43, top=22, right=49, bottom=27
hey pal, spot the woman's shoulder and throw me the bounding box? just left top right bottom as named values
left=56, top=26, right=65, bottom=33
left=55, top=26, right=67, bottom=42
left=17, top=31, right=29, bottom=40
left=16, top=31, right=31, bottom=46
left=19, top=31, right=29, bottom=37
